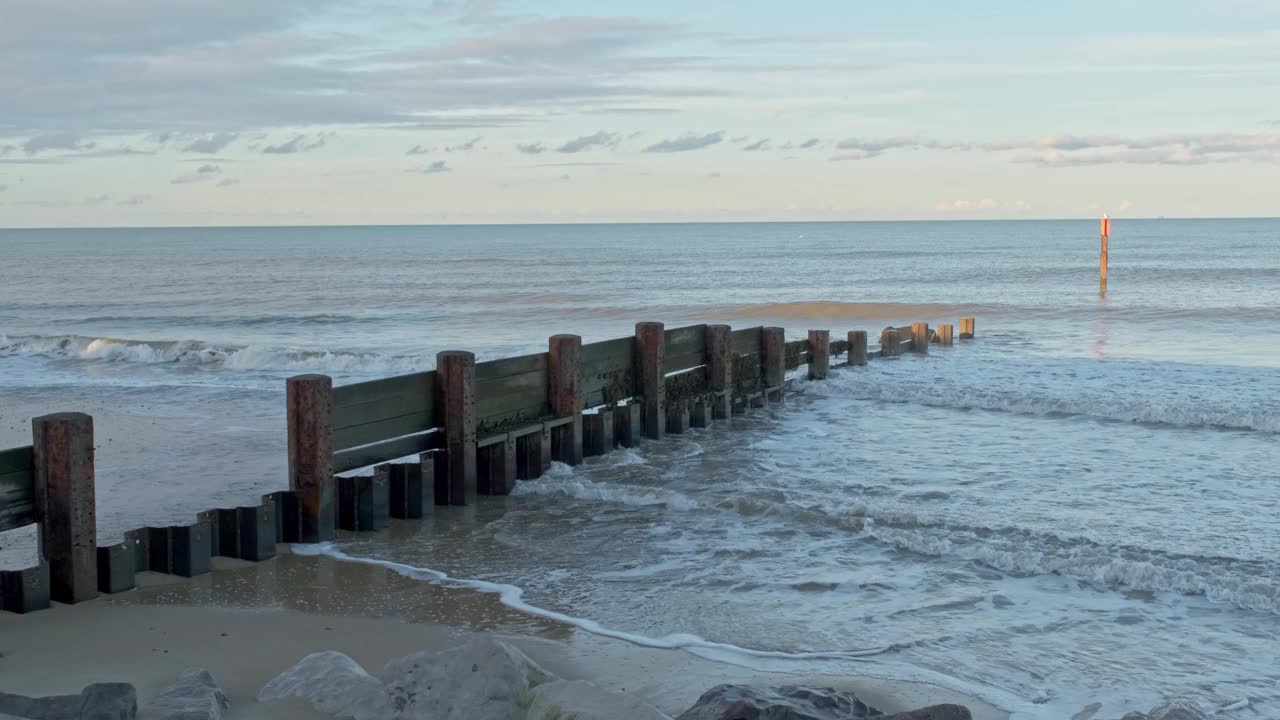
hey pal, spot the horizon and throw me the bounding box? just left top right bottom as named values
left=2, top=1, right=1279, bottom=227
left=3, top=215, right=1280, bottom=232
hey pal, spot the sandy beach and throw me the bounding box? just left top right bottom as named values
left=0, top=550, right=1008, bottom=719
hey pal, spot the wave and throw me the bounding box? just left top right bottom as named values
left=0, top=334, right=429, bottom=375
left=511, top=466, right=1280, bottom=615
left=290, top=543, right=1039, bottom=717
left=842, top=382, right=1279, bottom=434
left=719, top=301, right=993, bottom=323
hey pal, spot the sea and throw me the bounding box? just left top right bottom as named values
left=1, top=220, right=1277, bottom=719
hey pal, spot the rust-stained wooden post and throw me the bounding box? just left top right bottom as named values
left=938, top=324, right=954, bottom=346
left=549, top=334, right=584, bottom=465
left=911, top=322, right=930, bottom=354
left=635, top=322, right=665, bottom=440
left=705, top=324, right=733, bottom=420
left=807, top=330, right=830, bottom=380
left=287, top=374, right=334, bottom=543
left=848, top=330, right=867, bottom=366
left=959, top=317, right=975, bottom=339
left=31, top=412, right=96, bottom=604
left=436, top=351, right=477, bottom=505
left=880, top=327, right=900, bottom=357
left=762, top=327, right=785, bottom=401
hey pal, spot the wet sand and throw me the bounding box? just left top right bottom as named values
left=0, top=550, right=1009, bottom=719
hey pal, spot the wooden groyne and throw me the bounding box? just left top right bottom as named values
left=0, top=317, right=976, bottom=614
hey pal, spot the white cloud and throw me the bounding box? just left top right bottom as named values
left=171, top=163, right=222, bottom=184
left=644, top=131, right=724, bottom=153
left=262, top=133, right=330, bottom=154
left=182, top=132, right=239, bottom=153
left=516, top=141, right=547, bottom=154
left=412, top=160, right=450, bottom=173
left=557, top=132, right=620, bottom=153
left=444, top=136, right=482, bottom=152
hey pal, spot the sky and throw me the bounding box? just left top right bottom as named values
left=1, top=0, right=1279, bottom=226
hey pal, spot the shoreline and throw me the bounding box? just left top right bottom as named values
left=0, top=551, right=1010, bottom=720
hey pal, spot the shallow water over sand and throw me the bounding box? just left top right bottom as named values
left=2, top=219, right=1278, bottom=718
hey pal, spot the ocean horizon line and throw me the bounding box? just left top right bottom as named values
left=2, top=215, right=1278, bottom=232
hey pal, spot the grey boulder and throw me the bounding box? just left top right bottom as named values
left=259, top=651, right=387, bottom=720
left=259, top=635, right=558, bottom=720
left=378, top=635, right=558, bottom=720
left=147, top=670, right=229, bottom=720
left=0, top=684, right=136, bottom=720
left=676, top=685, right=882, bottom=720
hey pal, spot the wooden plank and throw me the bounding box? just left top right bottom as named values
left=0, top=468, right=36, bottom=532
left=664, top=325, right=707, bottom=359
left=581, top=336, right=634, bottom=375
left=334, top=372, right=434, bottom=410
left=334, top=389, right=435, bottom=432
left=475, top=352, right=547, bottom=382
left=665, top=351, right=706, bottom=373
left=333, top=411, right=435, bottom=452
left=475, top=367, right=548, bottom=399
left=0, top=446, right=34, bottom=475
left=731, top=326, right=763, bottom=355
left=334, top=432, right=442, bottom=474
left=475, top=398, right=551, bottom=426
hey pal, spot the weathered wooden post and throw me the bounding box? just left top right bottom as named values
left=31, top=412, right=96, bottom=604
left=959, top=317, right=975, bottom=339
left=762, top=327, right=785, bottom=401
left=613, top=403, right=642, bottom=447
left=635, top=322, right=666, bottom=440
left=549, top=334, right=584, bottom=465
left=287, top=374, right=334, bottom=543
left=911, top=322, right=930, bottom=354
left=807, top=330, right=830, bottom=380
left=880, top=327, right=900, bottom=357
left=584, top=410, right=614, bottom=456
left=848, top=330, right=867, bottom=366
left=389, top=454, right=432, bottom=517
left=705, top=324, right=733, bottom=420
left=938, top=324, right=954, bottom=346
left=436, top=351, right=477, bottom=505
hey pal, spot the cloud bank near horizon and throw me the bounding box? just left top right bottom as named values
left=2, top=0, right=1278, bottom=225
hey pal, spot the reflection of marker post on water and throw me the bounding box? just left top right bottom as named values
left=1100, top=214, right=1110, bottom=295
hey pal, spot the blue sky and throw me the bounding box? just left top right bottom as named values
left=1, top=0, right=1278, bottom=226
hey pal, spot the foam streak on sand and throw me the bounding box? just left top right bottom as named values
left=290, top=543, right=1038, bottom=717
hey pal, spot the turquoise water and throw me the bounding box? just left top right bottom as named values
left=1, top=219, right=1278, bottom=717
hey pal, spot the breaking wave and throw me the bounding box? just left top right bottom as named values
left=512, top=469, right=1280, bottom=615
left=0, top=334, right=428, bottom=374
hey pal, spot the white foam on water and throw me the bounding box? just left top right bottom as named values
left=0, top=334, right=429, bottom=375
left=291, top=542, right=1041, bottom=718
left=513, top=473, right=705, bottom=513
left=817, top=355, right=1280, bottom=434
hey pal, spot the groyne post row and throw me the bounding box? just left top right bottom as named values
left=0, top=318, right=976, bottom=614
